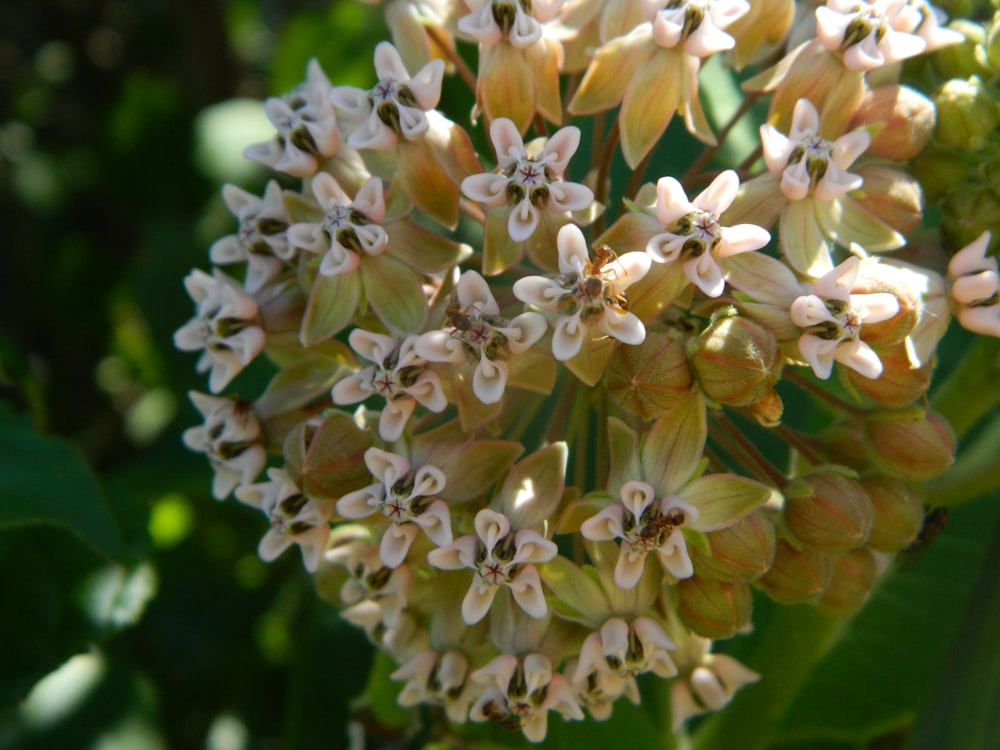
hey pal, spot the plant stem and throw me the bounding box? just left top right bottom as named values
left=425, top=25, right=477, bottom=95
left=592, top=118, right=620, bottom=237
left=709, top=411, right=787, bottom=488
left=680, top=92, right=760, bottom=185
left=773, top=424, right=828, bottom=467
left=783, top=368, right=866, bottom=419
left=931, top=335, right=1000, bottom=438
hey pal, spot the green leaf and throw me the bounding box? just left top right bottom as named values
left=641, top=393, right=707, bottom=496
left=817, top=196, right=905, bottom=253
left=539, top=556, right=608, bottom=627
left=300, top=269, right=360, bottom=347
left=360, top=253, right=427, bottom=335
left=0, top=422, right=125, bottom=562
left=678, top=474, right=772, bottom=532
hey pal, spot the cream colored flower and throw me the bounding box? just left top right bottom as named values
left=947, top=231, right=1000, bottom=337
left=182, top=392, right=266, bottom=500
left=815, top=0, right=927, bottom=71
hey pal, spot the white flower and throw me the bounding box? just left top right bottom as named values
left=790, top=256, right=900, bottom=379
left=415, top=270, right=547, bottom=403
left=669, top=636, right=760, bottom=729
left=234, top=468, right=333, bottom=572
left=336, top=447, right=452, bottom=568
left=331, top=330, right=446, bottom=441
left=287, top=175, right=388, bottom=276
left=427, top=508, right=557, bottom=624
left=392, top=650, right=478, bottom=723
left=470, top=653, right=583, bottom=742
left=575, top=617, right=678, bottom=682
left=173, top=268, right=265, bottom=393
left=947, top=231, right=1000, bottom=337
left=760, top=98, right=870, bottom=203
left=815, top=0, right=927, bottom=71
left=244, top=59, right=340, bottom=176
left=513, top=224, right=651, bottom=360
left=330, top=42, right=444, bottom=149
left=581, top=479, right=701, bottom=587
left=566, top=655, right=640, bottom=721
left=649, top=0, right=750, bottom=57
left=461, top=118, right=594, bottom=242
left=457, top=0, right=566, bottom=48
left=209, top=181, right=290, bottom=292
left=647, top=170, right=770, bottom=297
left=181, top=392, right=266, bottom=500
left=898, top=0, right=965, bottom=52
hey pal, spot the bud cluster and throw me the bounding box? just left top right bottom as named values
left=173, top=0, right=996, bottom=744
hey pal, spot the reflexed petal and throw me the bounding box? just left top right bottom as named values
left=580, top=505, right=626, bottom=541
left=601, top=309, right=646, bottom=345
left=718, top=224, right=771, bottom=256
left=373, top=41, right=410, bottom=81
left=462, top=578, right=499, bottom=624
left=504, top=311, right=548, bottom=353
left=365, top=447, right=411, bottom=486
left=834, top=338, right=883, bottom=378
left=336, top=486, right=382, bottom=518
left=508, top=197, right=541, bottom=241
left=952, top=272, right=1000, bottom=305
left=684, top=253, right=726, bottom=297
left=854, top=292, right=900, bottom=324
left=312, top=172, right=351, bottom=208
left=258, top=530, right=293, bottom=563
left=797, top=334, right=838, bottom=379
left=538, top=126, right=581, bottom=175
left=475, top=508, right=511, bottom=553
left=790, top=294, right=836, bottom=327
left=355, top=224, right=388, bottom=255
left=647, top=232, right=687, bottom=264
left=353, top=176, right=386, bottom=221
left=557, top=223, right=592, bottom=274
left=414, top=500, right=453, bottom=547
left=408, top=371, right=446, bottom=411
left=958, top=307, right=1000, bottom=337
left=414, top=330, right=464, bottom=363
left=512, top=529, right=558, bottom=564
left=428, top=535, right=480, bottom=569
left=789, top=97, right=820, bottom=138
left=657, top=532, right=693, bottom=578
left=380, top=523, right=420, bottom=567
left=814, top=256, right=860, bottom=300
left=655, top=176, right=697, bottom=226
left=379, top=398, right=417, bottom=441
left=547, top=181, right=594, bottom=212
left=760, top=124, right=792, bottom=176
left=614, top=546, right=648, bottom=589
left=615, top=251, right=653, bottom=290
left=473, top=356, right=508, bottom=404
left=619, top=480, right=656, bottom=520
left=408, top=59, right=445, bottom=110
left=287, top=223, right=328, bottom=253
left=509, top=565, right=549, bottom=618
left=461, top=173, right=510, bottom=206
left=513, top=275, right=565, bottom=308
left=331, top=372, right=371, bottom=404
left=948, top=231, right=994, bottom=277
left=553, top=312, right=587, bottom=360
left=694, top=169, right=740, bottom=217
left=349, top=328, right=397, bottom=364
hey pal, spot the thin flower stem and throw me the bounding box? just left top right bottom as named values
left=592, top=118, right=620, bottom=237
left=737, top=144, right=764, bottom=173
left=772, top=424, right=828, bottom=467
left=562, top=73, right=582, bottom=126
left=783, top=369, right=866, bottom=419
left=425, top=25, right=478, bottom=95
left=680, top=92, right=760, bottom=185
left=624, top=149, right=654, bottom=204
left=459, top=197, right=486, bottom=224
left=533, top=113, right=549, bottom=137
left=709, top=411, right=787, bottom=488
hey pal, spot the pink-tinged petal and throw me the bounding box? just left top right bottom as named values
left=457, top=3, right=503, bottom=45
left=853, top=291, right=900, bottom=324
left=814, top=256, right=860, bottom=301
left=656, top=531, right=693, bottom=578
left=353, top=176, right=386, bottom=221
left=509, top=565, right=549, bottom=618
left=504, top=312, right=548, bottom=353
left=513, top=275, right=565, bottom=309
left=509, top=6, right=543, bottom=47
left=958, top=307, right=1000, bottom=338
left=412, top=463, right=446, bottom=496
left=512, top=529, right=558, bottom=564
left=685, top=253, right=726, bottom=297
left=694, top=170, right=740, bottom=217
left=790, top=97, right=821, bottom=138
left=691, top=667, right=728, bottom=710
left=580, top=505, right=626, bottom=541
left=813, top=165, right=864, bottom=201
left=815, top=6, right=852, bottom=50
left=320, top=245, right=361, bottom=277
left=462, top=578, right=499, bottom=624
left=414, top=500, right=453, bottom=547
left=379, top=398, right=417, bottom=442
left=830, top=130, right=870, bottom=170
left=336, top=486, right=382, bottom=519
left=408, top=59, right=445, bottom=110
left=615, top=251, right=653, bottom=291
left=287, top=223, right=328, bottom=253
left=547, top=181, right=595, bottom=212
left=948, top=232, right=994, bottom=277
left=952, top=272, right=1000, bottom=305
left=258, top=530, right=293, bottom=563
left=397, top=103, right=430, bottom=141
left=834, top=338, right=883, bottom=379
left=553, top=312, right=587, bottom=360
left=790, top=294, right=836, bottom=328
left=684, top=21, right=736, bottom=57
left=878, top=28, right=926, bottom=67
left=414, top=330, right=464, bottom=363
left=347, top=116, right=398, bottom=150
left=601, top=309, right=646, bottom=345
left=373, top=41, right=410, bottom=81
left=557, top=223, right=592, bottom=274
left=461, top=173, right=510, bottom=206
left=209, top=236, right=245, bottom=265
left=473, top=356, right=508, bottom=404
left=797, top=334, right=837, bottom=379
left=779, top=160, right=812, bottom=201
left=619, top=480, right=656, bottom=520
left=381, top=523, right=420, bottom=568
left=760, top=124, right=793, bottom=176
left=490, top=118, right=528, bottom=170
left=655, top=176, right=697, bottom=226
left=312, top=172, right=350, bottom=208
left=408, top=371, right=446, bottom=411
left=575, top=632, right=608, bottom=680
left=428, top=535, right=480, bottom=569
left=671, top=681, right=704, bottom=730
left=472, top=653, right=519, bottom=690
left=538, top=126, right=582, bottom=175
left=647, top=232, right=687, bottom=264
left=329, top=85, right=369, bottom=116
left=508, top=197, right=541, bottom=241
left=718, top=224, right=771, bottom=256
left=365, top=447, right=411, bottom=486
left=331, top=372, right=371, bottom=404
left=614, top=546, right=647, bottom=589
left=349, top=329, right=396, bottom=364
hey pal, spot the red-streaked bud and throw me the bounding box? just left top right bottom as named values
left=845, top=342, right=931, bottom=408
left=687, top=307, right=783, bottom=414
left=864, top=408, right=956, bottom=481
left=860, top=474, right=925, bottom=553
left=818, top=420, right=873, bottom=471
left=604, top=328, right=694, bottom=420
left=677, top=576, right=753, bottom=640
left=851, top=165, right=924, bottom=239
left=283, top=412, right=374, bottom=500
left=757, top=538, right=833, bottom=604
left=848, top=86, right=936, bottom=161
left=816, top=547, right=878, bottom=617
left=783, top=468, right=874, bottom=553
left=690, top=510, right=777, bottom=583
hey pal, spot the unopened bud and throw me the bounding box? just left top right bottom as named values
left=845, top=342, right=931, bottom=408
left=909, top=145, right=973, bottom=202
left=860, top=474, right=924, bottom=552
left=942, top=186, right=1000, bottom=252
left=783, top=468, right=874, bottom=553
left=687, top=307, right=782, bottom=409
left=757, top=538, right=833, bottom=604
left=848, top=86, right=936, bottom=161
left=691, top=510, right=777, bottom=583
left=284, top=412, right=374, bottom=500
left=817, top=420, right=872, bottom=471
left=933, top=20, right=990, bottom=79
left=864, top=408, right=956, bottom=481
left=676, top=576, right=753, bottom=639
left=815, top=547, right=878, bottom=617
left=933, top=76, right=1000, bottom=151
left=851, top=166, right=925, bottom=239
left=748, top=388, right=784, bottom=428
left=604, top=329, right=693, bottom=419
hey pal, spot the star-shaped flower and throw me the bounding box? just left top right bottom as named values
left=210, top=181, right=290, bottom=293
left=182, top=392, right=266, bottom=500
left=575, top=616, right=678, bottom=682
left=815, top=0, right=927, bottom=72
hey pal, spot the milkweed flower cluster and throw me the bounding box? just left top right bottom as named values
left=175, top=0, right=1000, bottom=744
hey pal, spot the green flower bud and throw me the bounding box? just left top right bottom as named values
left=816, top=548, right=878, bottom=617
left=848, top=86, right=936, bottom=161
left=676, top=576, right=753, bottom=639
left=283, top=411, right=374, bottom=500
left=942, top=185, right=1000, bottom=251
left=604, top=328, right=693, bottom=419
left=783, top=469, right=874, bottom=553
left=851, top=166, right=925, bottom=240
left=933, top=76, right=1000, bottom=151
left=860, top=474, right=925, bottom=553
left=988, top=11, right=1000, bottom=72
left=845, top=342, right=931, bottom=408
left=933, top=20, right=991, bottom=79
left=690, top=510, right=777, bottom=583
left=909, top=144, right=973, bottom=202
left=818, top=420, right=872, bottom=471
left=687, top=307, right=783, bottom=411
left=864, top=408, right=956, bottom=481
left=757, top=538, right=833, bottom=604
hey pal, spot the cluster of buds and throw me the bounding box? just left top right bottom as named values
left=174, top=0, right=1000, bottom=743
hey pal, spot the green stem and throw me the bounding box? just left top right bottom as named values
left=691, top=605, right=845, bottom=750
left=931, top=335, right=1000, bottom=439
